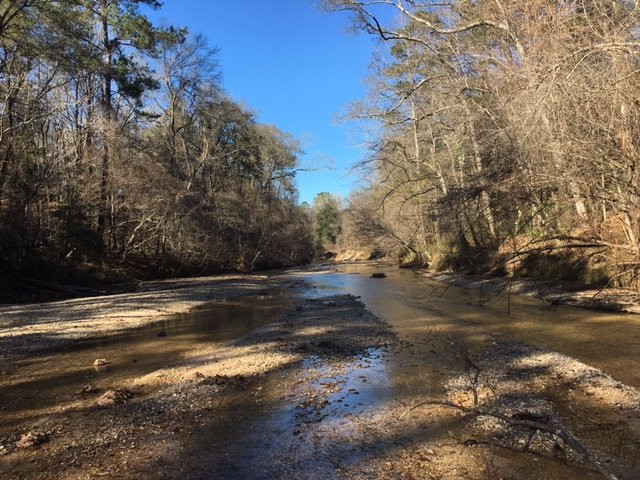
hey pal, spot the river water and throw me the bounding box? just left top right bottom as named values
left=198, top=263, right=640, bottom=478
left=294, top=264, right=640, bottom=389
left=0, top=294, right=289, bottom=428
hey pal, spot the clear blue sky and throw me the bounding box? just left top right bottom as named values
left=149, top=0, right=380, bottom=204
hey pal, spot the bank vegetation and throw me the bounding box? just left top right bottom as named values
left=330, top=0, right=640, bottom=289
left=0, top=0, right=314, bottom=295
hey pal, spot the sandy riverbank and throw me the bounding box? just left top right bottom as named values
left=0, top=293, right=393, bottom=479
left=0, top=274, right=297, bottom=362
left=421, top=270, right=640, bottom=315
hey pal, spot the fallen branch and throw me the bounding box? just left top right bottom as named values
left=400, top=400, right=617, bottom=480
left=402, top=336, right=619, bottom=480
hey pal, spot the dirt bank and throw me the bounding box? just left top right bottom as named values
left=423, top=271, right=640, bottom=315
left=339, top=336, right=640, bottom=480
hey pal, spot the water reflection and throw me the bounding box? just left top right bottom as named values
left=290, top=264, right=640, bottom=388
left=0, top=293, right=288, bottom=424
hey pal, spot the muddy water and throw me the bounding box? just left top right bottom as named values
left=8, top=264, right=638, bottom=428
left=294, top=264, right=640, bottom=389
left=0, top=293, right=288, bottom=426
left=260, top=264, right=640, bottom=478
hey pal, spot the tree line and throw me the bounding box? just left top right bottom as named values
left=329, top=0, right=640, bottom=288
left=0, top=0, right=314, bottom=289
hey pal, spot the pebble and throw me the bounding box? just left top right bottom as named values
left=16, top=432, right=49, bottom=449
left=78, top=384, right=98, bottom=395
left=97, top=389, right=133, bottom=407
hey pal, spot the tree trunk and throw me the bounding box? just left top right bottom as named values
left=97, top=3, right=113, bottom=254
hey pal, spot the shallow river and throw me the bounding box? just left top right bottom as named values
left=2, top=264, right=640, bottom=479
left=202, top=264, right=640, bottom=478
left=5, top=264, right=640, bottom=426
left=295, top=264, right=640, bottom=389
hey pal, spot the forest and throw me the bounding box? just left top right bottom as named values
left=5, top=0, right=638, bottom=293
left=330, top=0, right=640, bottom=289
left=3, top=2, right=640, bottom=479
left=0, top=0, right=315, bottom=294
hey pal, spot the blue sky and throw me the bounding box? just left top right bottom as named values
left=149, top=0, right=381, bottom=204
